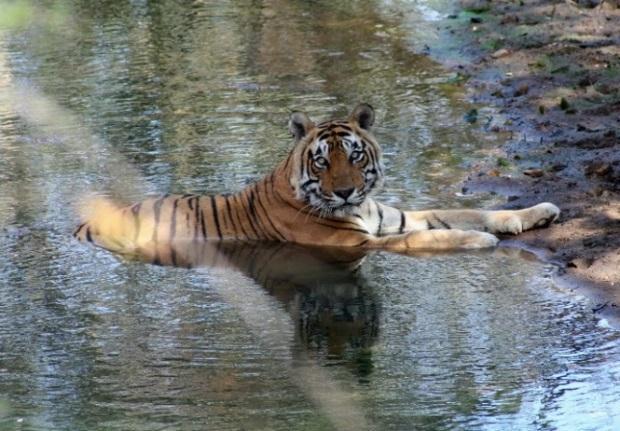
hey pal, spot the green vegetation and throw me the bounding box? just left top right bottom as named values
left=0, top=0, right=70, bottom=30
left=496, top=157, right=510, bottom=167
left=0, top=0, right=33, bottom=29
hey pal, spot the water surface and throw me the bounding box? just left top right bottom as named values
left=1, top=1, right=619, bottom=430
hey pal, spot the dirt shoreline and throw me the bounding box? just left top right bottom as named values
left=431, top=1, right=620, bottom=321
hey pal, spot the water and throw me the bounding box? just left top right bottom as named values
left=0, top=1, right=619, bottom=430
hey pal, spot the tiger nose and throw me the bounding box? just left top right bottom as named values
left=334, top=188, right=355, bottom=200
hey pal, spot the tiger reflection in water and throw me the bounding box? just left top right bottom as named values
left=157, top=239, right=379, bottom=375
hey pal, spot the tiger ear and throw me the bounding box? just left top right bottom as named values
left=349, top=103, right=375, bottom=130
left=288, top=111, right=314, bottom=141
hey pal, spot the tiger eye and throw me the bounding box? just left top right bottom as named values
left=350, top=151, right=364, bottom=163
left=314, top=156, right=328, bottom=169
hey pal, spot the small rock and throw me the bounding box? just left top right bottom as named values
left=583, top=238, right=603, bottom=248
left=578, top=75, right=597, bottom=87
left=523, top=169, right=544, bottom=177
left=470, top=17, right=483, bottom=23
left=491, top=48, right=510, bottom=59
left=463, top=109, right=478, bottom=124
left=576, top=123, right=599, bottom=132
left=584, top=162, right=612, bottom=177
left=568, top=258, right=594, bottom=268
left=514, top=84, right=529, bottom=97
left=550, top=163, right=567, bottom=172
left=460, top=0, right=491, bottom=13
left=588, top=186, right=605, bottom=197
left=575, top=0, right=603, bottom=8
left=500, top=15, right=520, bottom=25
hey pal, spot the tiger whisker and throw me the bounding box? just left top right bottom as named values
left=292, top=202, right=314, bottom=223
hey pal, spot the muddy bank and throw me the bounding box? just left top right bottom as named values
left=430, top=1, right=620, bottom=316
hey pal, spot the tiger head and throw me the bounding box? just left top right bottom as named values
left=287, top=103, right=384, bottom=212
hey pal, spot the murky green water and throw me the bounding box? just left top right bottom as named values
left=1, top=1, right=619, bottom=430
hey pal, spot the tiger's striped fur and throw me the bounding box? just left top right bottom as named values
left=74, top=103, right=560, bottom=260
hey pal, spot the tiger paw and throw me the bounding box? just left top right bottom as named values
left=460, top=231, right=500, bottom=249
left=489, top=202, right=560, bottom=235
left=520, top=202, right=560, bottom=231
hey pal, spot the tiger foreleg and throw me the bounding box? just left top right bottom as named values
left=365, top=229, right=499, bottom=252
left=404, top=202, right=560, bottom=235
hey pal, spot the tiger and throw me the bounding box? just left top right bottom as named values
left=74, top=103, right=560, bottom=264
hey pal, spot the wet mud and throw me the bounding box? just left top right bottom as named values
left=432, top=0, right=620, bottom=317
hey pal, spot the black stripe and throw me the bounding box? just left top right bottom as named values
left=367, top=145, right=378, bottom=171
left=318, top=130, right=331, bottom=141
left=231, top=194, right=251, bottom=239
left=198, top=198, right=207, bottom=239
left=86, top=227, right=93, bottom=243
left=255, top=181, right=287, bottom=241
left=359, top=157, right=369, bottom=169
left=432, top=213, right=451, bottom=229
left=301, top=178, right=319, bottom=189
left=399, top=211, right=406, bottom=234
left=236, top=193, right=259, bottom=239
left=334, top=123, right=353, bottom=131
left=73, top=222, right=86, bottom=237
left=247, top=188, right=272, bottom=240
left=426, top=219, right=435, bottom=230
left=283, top=154, right=292, bottom=172
left=299, top=149, right=306, bottom=180
left=170, top=198, right=179, bottom=241
left=263, top=175, right=277, bottom=206
left=170, top=245, right=177, bottom=266
left=191, top=197, right=199, bottom=241
left=224, top=195, right=239, bottom=240
left=354, top=238, right=370, bottom=247
left=131, top=202, right=142, bottom=242
left=210, top=196, right=222, bottom=239
left=376, top=202, right=384, bottom=236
